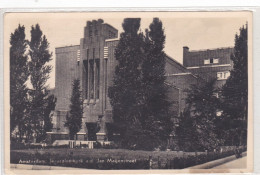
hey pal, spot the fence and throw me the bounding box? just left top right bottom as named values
left=155, top=146, right=246, bottom=169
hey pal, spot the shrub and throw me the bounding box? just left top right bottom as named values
left=93, top=142, right=102, bottom=149
left=163, top=146, right=246, bottom=169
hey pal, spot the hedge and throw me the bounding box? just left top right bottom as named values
left=10, top=147, right=246, bottom=169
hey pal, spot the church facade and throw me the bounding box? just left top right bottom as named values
left=47, top=19, right=233, bottom=143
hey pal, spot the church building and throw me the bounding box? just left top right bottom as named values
left=47, top=19, right=233, bottom=143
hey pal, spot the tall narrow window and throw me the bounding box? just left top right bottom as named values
left=87, top=49, right=89, bottom=59
left=93, top=48, right=95, bottom=59
left=95, top=59, right=100, bottom=99
left=94, top=28, right=98, bottom=36
left=89, top=60, right=94, bottom=99
left=89, top=29, right=92, bottom=37
left=105, top=59, right=108, bottom=108
left=83, top=60, right=88, bottom=99
left=89, top=24, right=93, bottom=38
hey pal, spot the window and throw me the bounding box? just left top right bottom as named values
left=216, top=110, right=223, bottom=117
left=95, top=59, right=100, bottom=99
left=213, top=58, right=219, bottom=63
left=104, top=47, right=108, bottom=59
left=83, top=60, right=88, bottom=99
left=89, top=60, right=94, bottom=99
left=89, top=24, right=93, bottom=37
left=204, top=58, right=219, bottom=64
left=94, top=26, right=98, bottom=36
left=204, top=59, right=210, bottom=64
left=217, top=71, right=230, bottom=80
left=93, top=48, right=95, bottom=59
left=224, top=71, right=230, bottom=79
left=213, top=92, right=219, bottom=98
left=89, top=29, right=92, bottom=37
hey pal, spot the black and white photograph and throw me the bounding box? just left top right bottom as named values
left=4, top=11, right=253, bottom=173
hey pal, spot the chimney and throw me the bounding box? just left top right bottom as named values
left=183, top=46, right=189, bottom=54
left=183, top=46, right=189, bottom=67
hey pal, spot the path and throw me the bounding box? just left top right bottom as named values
left=212, top=156, right=247, bottom=169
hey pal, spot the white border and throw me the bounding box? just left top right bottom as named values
left=0, top=0, right=260, bottom=8
left=0, top=5, right=260, bottom=175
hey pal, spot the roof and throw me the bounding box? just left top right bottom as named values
left=165, top=54, right=188, bottom=72
left=104, top=23, right=119, bottom=32
left=188, top=46, right=234, bottom=53
left=55, top=45, right=80, bottom=49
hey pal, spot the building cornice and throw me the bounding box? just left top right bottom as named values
left=186, top=64, right=232, bottom=69
left=166, top=72, right=199, bottom=79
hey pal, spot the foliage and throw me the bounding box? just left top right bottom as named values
left=141, top=18, right=172, bottom=147
left=10, top=24, right=30, bottom=140
left=108, top=18, right=144, bottom=148
left=65, top=79, right=83, bottom=140
left=221, top=24, right=248, bottom=146
left=176, top=110, right=199, bottom=152
left=27, top=24, right=53, bottom=142
left=109, top=18, right=173, bottom=150
left=177, top=80, right=222, bottom=151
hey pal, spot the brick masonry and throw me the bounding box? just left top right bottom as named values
left=48, top=19, right=233, bottom=142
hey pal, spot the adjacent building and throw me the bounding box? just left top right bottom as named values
left=183, top=46, right=234, bottom=88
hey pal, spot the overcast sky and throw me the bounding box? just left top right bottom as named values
left=5, top=12, right=249, bottom=88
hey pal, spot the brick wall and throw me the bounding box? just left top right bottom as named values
left=55, top=45, right=80, bottom=110
left=183, top=47, right=234, bottom=67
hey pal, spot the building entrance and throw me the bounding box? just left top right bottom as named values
left=86, top=123, right=98, bottom=141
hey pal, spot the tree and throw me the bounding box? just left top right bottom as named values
left=28, top=24, right=53, bottom=142
left=221, top=24, right=248, bottom=146
left=108, top=18, right=144, bottom=148
left=176, top=110, right=199, bottom=151
left=141, top=18, right=172, bottom=148
left=65, top=79, right=83, bottom=140
left=178, top=80, right=222, bottom=151
left=42, top=94, right=57, bottom=138
left=10, top=24, right=30, bottom=141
